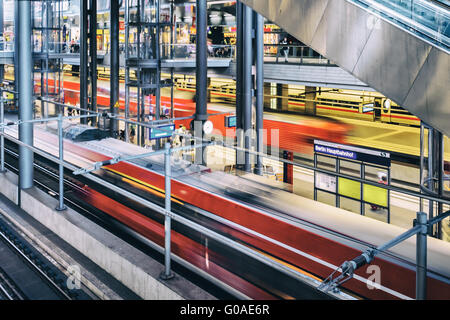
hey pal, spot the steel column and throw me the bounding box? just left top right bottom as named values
left=14, top=0, right=19, bottom=95
left=80, top=0, right=88, bottom=124
left=170, top=0, right=174, bottom=120
left=235, top=1, right=244, bottom=169
left=124, top=0, right=130, bottom=142
left=254, top=12, right=264, bottom=176
left=160, top=142, right=174, bottom=280
left=0, top=93, right=5, bottom=173
left=243, top=5, right=252, bottom=173
left=416, top=211, right=427, bottom=300
left=436, top=130, right=444, bottom=239
left=18, top=0, right=33, bottom=189
left=89, top=0, right=97, bottom=126
left=56, top=114, right=66, bottom=211
left=110, top=0, right=120, bottom=137
left=0, top=0, right=4, bottom=81
left=194, top=0, right=208, bottom=164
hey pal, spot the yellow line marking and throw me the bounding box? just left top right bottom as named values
left=367, top=130, right=403, bottom=142
left=104, top=167, right=184, bottom=205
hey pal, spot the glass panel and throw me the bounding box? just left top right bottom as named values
left=350, top=0, right=449, bottom=50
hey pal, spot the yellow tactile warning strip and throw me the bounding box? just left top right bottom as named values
left=334, top=117, right=450, bottom=161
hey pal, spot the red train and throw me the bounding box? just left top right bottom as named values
left=37, top=78, right=351, bottom=154
left=14, top=124, right=450, bottom=300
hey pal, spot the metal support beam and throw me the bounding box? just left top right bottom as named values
left=305, top=86, right=317, bottom=116
left=0, top=94, right=5, bottom=173
left=0, top=0, right=4, bottom=81
left=154, top=0, right=161, bottom=151
left=18, top=0, right=33, bottom=189
left=160, top=142, right=174, bottom=280
left=56, top=114, right=66, bottom=211
left=13, top=0, right=19, bottom=94
left=235, top=1, right=244, bottom=169
left=416, top=211, right=427, bottom=300
left=254, top=12, right=264, bottom=176
left=194, top=0, right=207, bottom=165
left=110, top=0, right=120, bottom=137
left=243, top=5, right=252, bottom=173
left=80, top=0, right=88, bottom=124
left=89, top=0, right=97, bottom=126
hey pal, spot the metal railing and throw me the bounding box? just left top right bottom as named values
left=0, top=92, right=346, bottom=299
left=319, top=210, right=450, bottom=299
left=263, top=44, right=335, bottom=65
left=160, top=43, right=235, bottom=60
left=351, top=0, right=450, bottom=50
left=1, top=91, right=449, bottom=299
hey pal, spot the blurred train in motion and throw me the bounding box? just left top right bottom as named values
left=173, top=77, right=421, bottom=127
left=4, top=123, right=449, bottom=300
left=33, top=77, right=352, bottom=154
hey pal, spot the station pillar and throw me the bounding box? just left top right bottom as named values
left=263, top=83, right=271, bottom=109
left=420, top=124, right=445, bottom=239
left=242, top=5, right=253, bottom=173
left=206, top=77, right=212, bottom=102
left=0, top=0, right=4, bottom=81
left=276, top=83, right=289, bottom=111
left=18, top=0, right=33, bottom=189
left=254, top=12, right=264, bottom=176
left=304, top=86, right=317, bottom=116
left=283, top=151, right=294, bottom=192
left=110, top=0, right=120, bottom=137
left=194, top=0, right=208, bottom=165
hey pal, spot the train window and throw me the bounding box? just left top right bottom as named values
left=362, top=103, right=374, bottom=113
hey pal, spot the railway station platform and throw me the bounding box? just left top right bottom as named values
left=0, top=170, right=217, bottom=300
left=1, top=0, right=449, bottom=304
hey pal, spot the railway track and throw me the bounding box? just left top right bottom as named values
left=2, top=132, right=342, bottom=299
left=2, top=141, right=239, bottom=299
left=0, top=213, right=75, bottom=300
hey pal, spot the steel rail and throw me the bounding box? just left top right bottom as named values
left=0, top=224, right=72, bottom=300
left=0, top=130, right=347, bottom=299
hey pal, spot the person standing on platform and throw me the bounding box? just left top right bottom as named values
left=130, top=125, right=136, bottom=144
left=278, top=37, right=289, bottom=63
left=371, top=173, right=388, bottom=211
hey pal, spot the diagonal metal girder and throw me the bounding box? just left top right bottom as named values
left=241, top=0, right=450, bottom=136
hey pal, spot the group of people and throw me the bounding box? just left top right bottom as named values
left=118, top=124, right=189, bottom=150
left=118, top=125, right=137, bottom=143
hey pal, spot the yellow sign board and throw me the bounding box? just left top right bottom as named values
left=363, top=184, right=388, bottom=207
left=338, top=177, right=361, bottom=200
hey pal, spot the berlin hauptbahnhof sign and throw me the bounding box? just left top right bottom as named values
left=313, top=140, right=391, bottom=167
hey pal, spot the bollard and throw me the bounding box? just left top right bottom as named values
left=56, top=114, right=67, bottom=211
left=160, top=142, right=174, bottom=280
left=416, top=211, right=427, bottom=300
left=0, top=92, right=5, bottom=173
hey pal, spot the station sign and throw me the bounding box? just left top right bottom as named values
left=225, top=115, right=236, bottom=128
left=314, top=140, right=391, bottom=167
left=149, top=124, right=175, bottom=140
left=315, top=172, right=336, bottom=193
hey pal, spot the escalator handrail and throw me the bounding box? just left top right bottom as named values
left=350, top=0, right=449, bottom=52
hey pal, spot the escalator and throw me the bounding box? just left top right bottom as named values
left=242, top=0, right=449, bottom=135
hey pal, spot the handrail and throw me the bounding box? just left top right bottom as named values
left=350, top=0, right=450, bottom=51
left=2, top=90, right=449, bottom=299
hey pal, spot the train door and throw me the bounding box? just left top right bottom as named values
left=381, top=98, right=392, bottom=124
left=360, top=97, right=376, bottom=121
left=374, top=97, right=382, bottom=120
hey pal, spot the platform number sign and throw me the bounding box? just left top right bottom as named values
left=225, top=115, right=236, bottom=128
left=149, top=124, right=175, bottom=140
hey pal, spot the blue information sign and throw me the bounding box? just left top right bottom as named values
left=225, top=115, right=236, bottom=128
left=314, top=140, right=391, bottom=167
left=149, top=124, right=175, bottom=140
